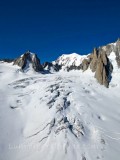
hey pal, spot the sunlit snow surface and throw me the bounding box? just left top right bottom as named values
left=0, top=54, right=120, bottom=160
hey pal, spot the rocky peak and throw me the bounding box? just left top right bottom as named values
left=95, top=50, right=113, bottom=88
left=93, top=48, right=99, bottom=58
left=13, top=51, right=43, bottom=72
left=81, top=47, right=113, bottom=87
left=90, top=48, right=99, bottom=72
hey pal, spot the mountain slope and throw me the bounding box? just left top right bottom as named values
left=0, top=60, right=120, bottom=160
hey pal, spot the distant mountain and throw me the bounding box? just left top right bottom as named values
left=1, top=39, right=120, bottom=87
left=52, top=53, right=88, bottom=71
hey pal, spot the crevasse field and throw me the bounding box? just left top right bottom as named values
left=0, top=52, right=120, bottom=160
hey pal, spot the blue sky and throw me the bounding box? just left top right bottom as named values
left=0, top=0, right=120, bottom=63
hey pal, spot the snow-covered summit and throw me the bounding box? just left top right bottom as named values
left=53, top=53, right=88, bottom=70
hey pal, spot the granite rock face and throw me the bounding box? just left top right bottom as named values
left=13, top=51, right=43, bottom=72
left=94, top=51, right=113, bottom=88
left=80, top=58, right=91, bottom=71
left=66, top=65, right=81, bottom=71
left=80, top=47, right=113, bottom=87
left=90, top=48, right=99, bottom=72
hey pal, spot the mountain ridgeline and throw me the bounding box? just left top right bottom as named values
left=1, top=39, right=120, bottom=160
left=1, top=39, right=120, bottom=87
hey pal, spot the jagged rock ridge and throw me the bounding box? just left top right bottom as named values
left=13, top=51, right=43, bottom=72
left=84, top=48, right=113, bottom=87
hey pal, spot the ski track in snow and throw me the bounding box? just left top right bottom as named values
left=0, top=62, right=120, bottom=160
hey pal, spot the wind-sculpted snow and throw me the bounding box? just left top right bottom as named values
left=0, top=62, right=120, bottom=160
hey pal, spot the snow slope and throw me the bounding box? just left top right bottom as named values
left=0, top=52, right=120, bottom=160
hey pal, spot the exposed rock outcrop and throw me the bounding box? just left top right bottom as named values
left=43, top=62, right=61, bottom=71
left=13, top=51, right=43, bottom=72
left=90, top=48, right=99, bottom=72
left=80, top=58, right=91, bottom=71
left=101, top=43, right=115, bottom=56
left=66, top=65, right=81, bottom=71
left=99, top=38, right=120, bottom=68
left=78, top=47, right=113, bottom=87
left=95, top=51, right=113, bottom=88
left=65, top=58, right=90, bottom=72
